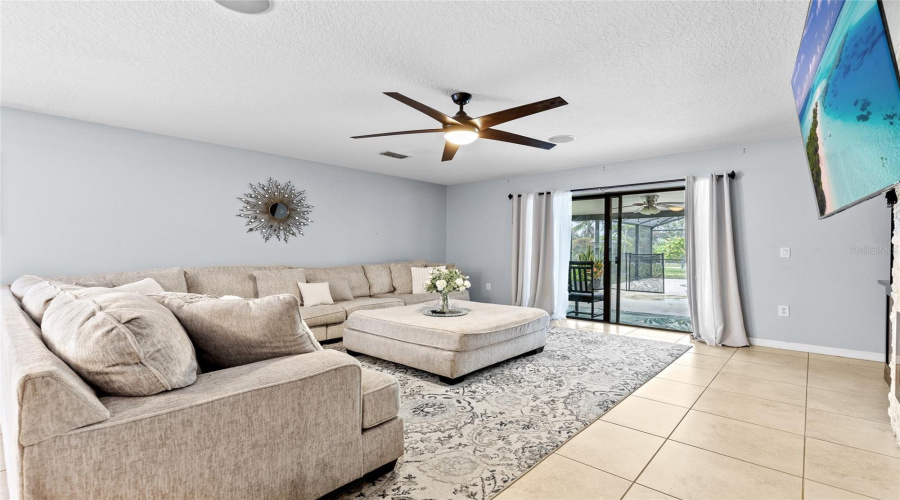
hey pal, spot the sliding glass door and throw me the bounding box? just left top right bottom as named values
left=568, top=188, right=691, bottom=333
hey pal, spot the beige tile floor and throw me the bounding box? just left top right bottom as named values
left=497, top=319, right=900, bottom=500
left=2, top=320, right=896, bottom=500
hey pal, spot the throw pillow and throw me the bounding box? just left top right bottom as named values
left=112, top=277, right=166, bottom=295
left=22, top=280, right=81, bottom=325
left=41, top=289, right=198, bottom=396
left=251, top=268, right=308, bottom=304
left=21, top=278, right=166, bottom=325
left=323, top=278, right=354, bottom=302
left=150, top=292, right=321, bottom=370
left=411, top=266, right=446, bottom=294
left=297, top=282, right=334, bottom=307
left=363, top=264, right=394, bottom=295
left=389, top=260, right=428, bottom=294
left=10, top=275, right=44, bottom=301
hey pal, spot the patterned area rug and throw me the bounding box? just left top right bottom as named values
left=325, top=327, right=690, bottom=500
left=618, top=311, right=693, bottom=333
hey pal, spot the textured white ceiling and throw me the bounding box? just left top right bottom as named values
left=1, top=0, right=808, bottom=185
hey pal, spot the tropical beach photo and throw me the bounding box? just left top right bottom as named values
left=792, top=0, right=900, bottom=217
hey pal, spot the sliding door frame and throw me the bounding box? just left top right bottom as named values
left=572, top=185, right=687, bottom=333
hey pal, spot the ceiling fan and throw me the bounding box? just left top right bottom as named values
left=626, top=195, right=684, bottom=215
left=352, top=92, right=568, bottom=161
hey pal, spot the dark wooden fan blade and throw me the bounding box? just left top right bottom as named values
left=480, top=129, right=556, bottom=150
left=441, top=141, right=460, bottom=162
left=351, top=128, right=443, bottom=139
left=384, top=92, right=461, bottom=126
left=475, top=96, right=568, bottom=129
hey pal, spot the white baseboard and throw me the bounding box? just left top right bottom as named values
left=749, top=338, right=883, bottom=362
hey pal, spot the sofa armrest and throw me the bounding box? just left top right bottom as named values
left=24, top=350, right=368, bottom=499
left=1, top=288, right=109, bottom=448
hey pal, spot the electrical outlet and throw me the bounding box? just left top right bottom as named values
left=778, top=305, right=790, bottom=317
left=485, top=283, right=492, bottom=291
left=780, top=247, right=791, bottom=258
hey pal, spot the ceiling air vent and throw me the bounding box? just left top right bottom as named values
left=380, top=151, right=409, bottom=159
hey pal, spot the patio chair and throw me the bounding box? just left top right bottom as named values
left=568, top=260, right=604, bottom=319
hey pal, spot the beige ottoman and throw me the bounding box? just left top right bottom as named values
left=343, top=300, right=549, bottom=384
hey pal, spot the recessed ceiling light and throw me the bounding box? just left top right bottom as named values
left=214, top=0, right=271, bottom=15
left=549, top=135, right=576, bottom=144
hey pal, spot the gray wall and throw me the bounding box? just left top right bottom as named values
left=447, top=138, right=891, bottom=354
left=0, top=108, right=447, bottom=281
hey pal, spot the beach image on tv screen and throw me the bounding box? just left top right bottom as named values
left=792, top=0, right=900, bottom=218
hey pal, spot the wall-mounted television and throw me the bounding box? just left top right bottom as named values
left=792, top=0, right=900, bottom=218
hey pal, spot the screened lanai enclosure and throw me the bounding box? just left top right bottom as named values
left=568, top=190, right=692, bottom=332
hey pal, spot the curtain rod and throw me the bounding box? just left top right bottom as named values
left=507, top=171, right=736, bottom=199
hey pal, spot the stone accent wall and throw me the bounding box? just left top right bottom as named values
left=890, top=196, right=900, bottom=445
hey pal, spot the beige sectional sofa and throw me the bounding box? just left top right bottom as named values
left=0, top=260, right=461, bottom=499
left=50, top=260, right=469, bottom=342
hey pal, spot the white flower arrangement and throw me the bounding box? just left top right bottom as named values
left=424, top=267, right=471, bottom=295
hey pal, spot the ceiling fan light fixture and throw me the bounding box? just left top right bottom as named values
left=214, top=0, right=271, bottom=15
left=639, top=205, right=660, bottom=216
left=444, top=129, right=479, bottom=145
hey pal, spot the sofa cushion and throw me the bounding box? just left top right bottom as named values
left=305, top=265, right=370, bottom=298
left=363, top=264, right=394, bottom=295
left=251, top=268, right=307, bottom=303
left=54, top=267, right=188, bottom=293
left=298, top=282, right=334, bottom=307
left=41, top=289, right=198, bottom=396
left=360, top=368, right=400, bottom=429
left=373, top=290, right=470, bottom=306
left=388, top=260, right=428, bottom=295
left=10, top=275, right=44, bottom=301
left=184, top=265, right=293, bottom=298
left=298, top=304, right=346, bottom=327
left=337, top=297, right=405, bottom=316
left=150, top=292, right=321, bottom=370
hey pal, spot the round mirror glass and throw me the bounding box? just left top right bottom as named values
left=269, top=202, right=290, bottom=220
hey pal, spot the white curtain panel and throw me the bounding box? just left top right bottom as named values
left=511, top=191, right=572, bottom=319
left=685, top=175, right=749, bottom=347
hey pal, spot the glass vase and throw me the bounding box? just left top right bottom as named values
left=439, top=293, right=452, bottom=313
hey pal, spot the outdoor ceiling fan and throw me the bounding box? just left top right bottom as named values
left=627, top=195, right=684, bottom=215
left=351, top=92, right=568, bottom=161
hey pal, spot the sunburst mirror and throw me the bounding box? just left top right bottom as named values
left=237, top=178, right=313, bottom=242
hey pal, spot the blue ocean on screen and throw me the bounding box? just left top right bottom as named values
left=794, top=0, right=900, bottom=216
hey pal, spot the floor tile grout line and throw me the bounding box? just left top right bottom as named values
left=548, top=452, right=639, bottom=486
left=805, top=383, right=889, bottom=401
left=684, top=406, right=805, bottom=436
left=805, top=405, right=895, bottom=426
left=803, top=434, right=900, bottom=461
left=630, top=356, right=730, bottom=495
left=807, top=384, right=892, bottom=402
left=500, top=339, right=694, bottom=498
left=802, top=479, right=880, bottom=500
left=745, top=347, right=810, bottom=359
left=667, top=439, right=807, bottom=480
left=717, top=368, right=809, bottom=388
left=686, top=357, right=807, bottom=482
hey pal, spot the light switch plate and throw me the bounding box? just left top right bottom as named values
left=485, top=283, right=492, bottom=291
left=780, top=247, right=791, bottom=258
left=778, top=305, right=790, bottom=317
